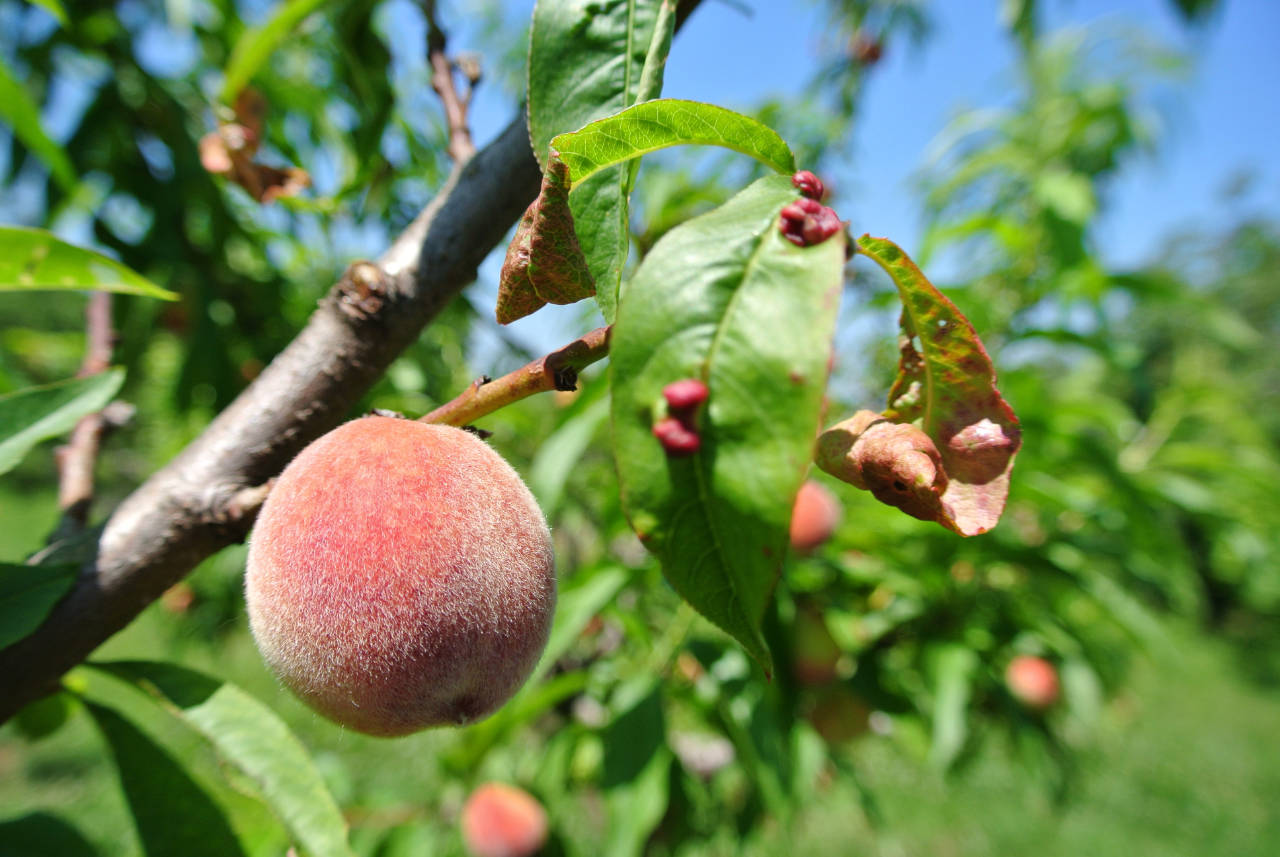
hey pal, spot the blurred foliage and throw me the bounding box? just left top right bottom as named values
left=2, top=1, right=1278, bottom=856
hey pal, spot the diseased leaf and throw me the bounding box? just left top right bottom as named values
left=611, top=175, right=845, bottom=671
left=0, top=369, right=126, bottom=476
left=0, top=227, right=176, bottom=298
left=552, top=99, right=797, bottom=187
left=0, top=58, right=76, bottom=191
left=528, top=0, right=678, bottom=322
left=92, top=661, right=357, bottom=857
left=497, top=159, right=596, bottom=324
left=818, top=236, right=1020, bottom=536
left=0, top=562, right=78, bottom=650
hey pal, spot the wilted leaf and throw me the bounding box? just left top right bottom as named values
left=818, top=236, right=1020, bottom=536
left=0, top=229, right=174, bottom=298
left=611, top=175, right=845, bottom=671
left=496, top=158, right=596, bottom=324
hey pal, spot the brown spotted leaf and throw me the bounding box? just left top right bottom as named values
left=496, top=157, right=596, bottom=324
left=818, top=236, right=1020, bottom=536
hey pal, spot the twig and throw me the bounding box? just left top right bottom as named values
left=421, top=325, right=611, bottom=426
left=424, top=0, right=476, bottom=163
left=53, top=292, right=122, bottom=531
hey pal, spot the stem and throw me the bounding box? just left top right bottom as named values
left=424, top=0, right=476, bottom=163
left=420, top=325, right=611, bottom=427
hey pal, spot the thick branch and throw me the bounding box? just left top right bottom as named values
left=422, top=325, right=610, bottom=427
left=0, top=113, right=542, bottom=720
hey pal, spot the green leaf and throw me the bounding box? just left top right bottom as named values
left=0, top=812, right=100, bottom=857
left=528, top=0, right=680, bottom=322
left=0, top=227, right=176, bottom=298
left=928, top=644, right=977, bottom=770
left=0, top=61, right=76, bottom=192
left=92, top=661, right=357, bottom=857
left=529, top=397, right=610, bottom=517
left=221, top=0, right=328, bottom=104
left=818, top=236, right=1021, bottom=536
left=610, top=175, right=845, bottom=672
left=82, top=701, right=252, bottom=857
left=553, top=99, right=797, bottom=188
left=0, top=369, right=125, bottom=476
left=0, top=562, right=78, bottom=650
left=602, top=683, right=672, bottom=857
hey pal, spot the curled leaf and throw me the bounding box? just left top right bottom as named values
left=818, top=236, right=1021, bottom=536
left=497, top=158, right=596, bottom=324
left=199, top=89, right=309, bottom=204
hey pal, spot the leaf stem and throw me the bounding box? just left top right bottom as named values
left=419, top=325, right=611, bottom=427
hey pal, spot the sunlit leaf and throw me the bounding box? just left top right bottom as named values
left=0, top=228, right=176, bottom=298
left=92, top=661, right=357, bottom=857
left=0, top=369, right=125, bottom=476
left=611, top=175, right=845, bottom=671
left=0, top=60, right=76, bottom=191
left=0, top=563, right=78, bottom=650
left=552, top=99, right=796, bottom=187
left=221, top=0, right=328, bottom=104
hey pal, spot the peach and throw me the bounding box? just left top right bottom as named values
left=245, top=416, right=555, bottom=737
left=461, top=783, right=548, bottom=857
left=789, top=480, right=842, bottom=554
left=1005, top=654, right=1060, bottom=710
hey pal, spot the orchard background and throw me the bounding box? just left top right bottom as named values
left=2, top=0, right=1279, bottom=855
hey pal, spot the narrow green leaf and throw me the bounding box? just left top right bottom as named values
left=93, top=661, right=357, bottom=857
left=0, top=369, right=125, bottom=476
left=819, top=235, right=1021, bottom=536
left=82, top=701, right=251, bottom=857
left=610, top=175, right=845, bottom=672
left=0, top=60, right=76, bottom=191
left=0, top=227, right=176, bottom=298
left=529, top=397, right=610, bottom=517
left=602, top=684, right=672, bottom=857
left=0, top=562, right=78, bottom=650
left=221, top=0, right=328, bottom=104
left=28, top=0, right=69, bottom=25
left=552, top=99, right=797, bottom=187
left=528, top=0, right=680, bottom=322
left=928, top=644, right=977, bottom=770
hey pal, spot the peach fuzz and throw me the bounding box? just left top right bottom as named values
left=461, top=782, right=549, bottom=857
left=245, top=416, right=555, bottom=737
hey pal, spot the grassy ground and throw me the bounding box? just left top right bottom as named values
left=2, top=604, right=1278, bottom=856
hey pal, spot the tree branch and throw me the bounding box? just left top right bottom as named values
left=424, top=0, right=477, bottom=163
left=422, top=325, right=610, bottom=427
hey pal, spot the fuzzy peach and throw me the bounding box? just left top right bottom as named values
left=789, top=480, right=842, bottom=554
left=245, top=416, right=555, bottom=737
left=461, top=783, right=549, bottom=857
